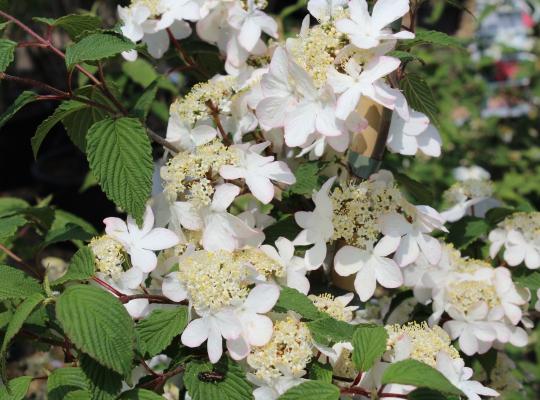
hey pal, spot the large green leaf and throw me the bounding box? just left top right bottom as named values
left=31, top=100, right=88, bottom=158
left=351, top=325, right=388, bottom=372
left=184, top=358, right=253, bottom=400
left=47, top=367, right=89, bottom=400
left=52, top=247, right=95, bottom=286
left=404, top=30, right=465, bottom=50
left=36, top=14, right=101, bottom=40
left=0, top=375, right=33, bottom=400
left=80, top=354, right=122, bottom=400
left=400, top=73, right=438, bottom=124
left=306, top=317, right=357, bottom=346
left=65, top=33, right=135, bottom=66
left=0, top=38, right=16, bottom=72
left=288, top=162, right=322, bottom=196
left=136, top=307, right=188, bottom=357
left=274, top=287, right=323, bottom=321
left=132, top=79, right=159, bottom=121
left=0, top=293, right=44, bottom=383
left=279, top=381, right=339, bottom=400
left=0, top=197, right=28, bottom=218
left=86, top=117, right=153, bottom=224
left=56, top=285, right=134, bottom=377
left=0, top=264, right=42, bottom=300
left=118, top=389, right=164, bottom=399
left=309, top=362, right=333, bottom=383
left=381, top=359, right=462, bottom=395
left=446, top=216, right=490, bottom=250
left=0, top=91, right=38, bottom=130
left=0, top=214, right=26, bottom=242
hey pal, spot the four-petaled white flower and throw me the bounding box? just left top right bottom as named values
left=166, top=114, right=217, bottom=151
left=489, top=229, right=540, bottom=270
left=336, top=0, right=415, bottom=49
left=104, top=205, right=180, bottom=273
left=307, top=0, right=347, bottom=21
left=220, top=141, right=296, bottom=204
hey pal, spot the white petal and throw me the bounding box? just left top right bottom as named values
left=305, top=240, right=327, bottom=269
left=354, top=262, right=377, bottom=302
left=371, top=0, right=410, bottom=31
left=245, top=314, right=274, bottom=346
left=117, top=267, right=144, bottom=290
left=130, top=247, right=158, bottom=272
left=244, top=284, right=280, bottom=313
left=393, top=235, right=420, bottom=267
left=374, top=256, right=403, bottom=289
left=246, top=175, right=275, bottom=204
left=227, top=336, right=250, bottom=361
left=162, top=274, right=188, bottom=302
left=139, top=228, right=179, bottom=251
left=211, top=184, right=240, bottom=212
left=417, top=234, right=442, bottom=265
left=207, top=327, right=223, bottom=363
left=182, top=318, right=210, bottom=347
left=334, top=246, right=366, bottom=276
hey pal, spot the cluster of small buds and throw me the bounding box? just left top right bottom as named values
left=247, top=315, right=313, bottom=382
left=89, top=235, right=125, bottom=280
left=385, top=322, right=460, bottom=368
left=309, top=293, right=356, bottom=322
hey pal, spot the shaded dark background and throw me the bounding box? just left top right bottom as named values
left=0, top=0, right=466, bottom=228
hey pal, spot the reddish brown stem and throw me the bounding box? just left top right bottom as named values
left=119, top=294, right=187, bottom=305
left=0, top=72, right=68, bottom=96
left=138, top=364, right=186, bottom=390
left=0, top=243, right=42, bottom=279
left=205, top=100, right=231, bottom=145
left=166, top=28, right=209, bottom=78
left=92, top=276, right=123, bottom=297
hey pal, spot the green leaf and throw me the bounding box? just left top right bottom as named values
left=275, top=287, right=323, bottom=321
left=31, top=100, right=88, bottom=158
left=513, top=269, right=540, bottom=293
left=288, top=162, right=321, bottom=195
left=47, top=367, right=89, bottom=400
left=351, top=325, right=388, bottom=372
left=0, top=91, right=38, bottom=130
left=117, top=389, right=165, bottom=400
left=309, top=361, right=333, bottom=383
left=485, top=207, right=515, bottom=226
left=52, top=247, right=95, bottom=286
left=404, top=30, right=465, bottom=50
left=279, top=381, right=339, bottom=400
left=122, top=59, right=177, bottom=93
left=62, top=86, right=114, bottom=152
left=446, top=216, right=490, bottom=249
left=0, top=39, right=16, bottom=72
left=400, top=73, right=438, bottom=124
left=64, top=390, right=93, bottom=400
left=394, top=172, right=434, bottom=205
left=184, top=358, right=253, bottom=400
left=407, top=388, right=450, bottom=400
left=0, top=264, right=42, bottom=300
left=132, top=79, right=159, bottom=120
left=40, top=14, right=101, bottom=40
left=0, top=293, right=44, bottom=383
left=306, top=317, right=357, bottom=346
left=381, top=359, right=462, bottom=395
left=56, top=285, right=134, bottom=377
left=86, top=117, right=153, bottom=224
left=442, top=0, right=475, bottom=17
left=80, top=354, right=122, bottom=400
left=51, top=209, right=98, bottom=237
left=387, top=50, right=424, bottom=64
left=65, top=33, right=135, bottom=66
left=263, top=215, right=301, bottom=244
left=136, top=307, right=188, bottom=357
left=0, top=376, right=33, bottom=400
left=0, top=214, right=26, bottom=242
left=0, top=197, right=28, bottom=218
left=42, top=223, right=94, bottom=249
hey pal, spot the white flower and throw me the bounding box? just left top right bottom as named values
left=293, top=177, right=336, bottom=269
left=104, top=206, right=180, bottom=273
left=497, top=230, right=540, bottom=269
left=118, top=3, right=151, bottom=42
left=171, top=183, right=263, bottom=251
left=335, top=0, right=414, bottom=50
left=261, top=237, right=312, bottom=294
left=436, top=352, right=499, bottom=400
left=307, top=0, right=347, bottom=21
left=328, top=56, right=400, bottom=120
left=334, top=240, right=403, bottom=302
left=379, top=206, right=446, bottom=267
left=166, top=114, right=217, bottom=152
left=220, top=141, right=296, bottom=204
left=227, top=283, right=280, bottom=360
left=453, top=166, right=490, bottom=181
left=248, top=375, right=304, bottom=400
left=181, top=308, right=241, bottom=363
left=441, top=179, right=500, bottom=223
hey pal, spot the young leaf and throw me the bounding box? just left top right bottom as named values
left=404, top=30, right=465, bottom=50
left=86, top=117, right=153, bottom=224
left=288, top=162, right=322, bottom=195
left=0, top=375, right=33, bottom=400
left=381, top=359, right=462, bottom=395
left=56, top=285, right=135, bottom=377
left=183, top=358, right=253, bottom=400
left=400, top=73, right=439, bottom=124
left=0, top=214, right=26, bottom=242
left=0, top=91, right=38, bottom=130
left=0, top=293, right=45, bottom=383
left=136, top=307, right=188, bottom=357
left=351, top=325, right=388, bottom=372
left=65, top=33, right=135, bottom=66
left=0, top=264, right=43, bottom=300
left=35, top=14, right=101, bottom=40
left=52, top=247, right=95, bottom=286
left=80, top=354, right=123, bottom=400
left=64, top=390, right=93, bottom=400
left=446, top=216, right=490, bottom=249
left=132, top=79, right=159, bottom=120
left=307, top=317, right=357, bottom=346
left=47, top=367, right=89, bottom=400
left=279, top=381, right=340, bottom=400
left=0, top=38, right=16, bottom=72
left=31, top=100, right=88, bottom=158
left=0, top=197, right=28, bottom=218
left=117, top=389, right=164, bottom=400
left=394, top=172, right=434, bottom=205
left=274, top=287, right=323, bottom=321
left=309, top=361, right=333, bottom=383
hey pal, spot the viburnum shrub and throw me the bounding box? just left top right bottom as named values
left=0, top=0, right=538, bottom=399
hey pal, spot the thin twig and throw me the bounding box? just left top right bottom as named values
left=205, top=100, right=230, bottom=145
left=0, top=72, right=68, bottom=96
left=92, top=276, right=123, bottom=297
left=138, top=364, right=186, bottom=390
left=0, top=243, right=42, bottom=279
left=119, top=293, right=187, bottom=305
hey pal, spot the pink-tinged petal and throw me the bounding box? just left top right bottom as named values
left=257, top=97, right=290, bottom=129
left=220, top=165, right=245, bottom=180
left=130, top=247, right=158, bottom=273
left=182, top=318, right=210, bottom=347
left=246, top=175, right=275, bottom=204
left=284, top=102, right=318, bottom=147
left=354, top=262, right=377, bottom=302
left=207, top=327, right=223, bottom=363
left=417, top=234, right=442, bottom=265
left=227, top=336, right=250, bottom=361
left=244, top=284, right=280, bottom=314
left=162, top=274, right=188, bottom=302
left=245, top=314, right=274, bottom=346
left=262, top=161, right=296, bottom=185
left=374, top=256, right=403, bottom=289
left=327, top=67, right=355, bottom=94
left=316, top=106, right=342, bottom=137
left=327, top=132, right=350, bottom=153
left=211, top=184, right=240, bottom=212
left=393, top=235, right=420, bottom=267
left=371, top=0, right=410, bottom=31
left=139, top=228, right=179, bottom=251
left=103, top=217, right=130, bottom=245
left=334, top=246, right=366, bottom=276
left=336, top=85, right=363, bottom=120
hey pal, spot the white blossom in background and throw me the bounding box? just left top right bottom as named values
left=307, top=0, right=347, bottom=22
left=453, top=165, right=491, bottom=181
left=488, top=212, right=540, bottom=269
